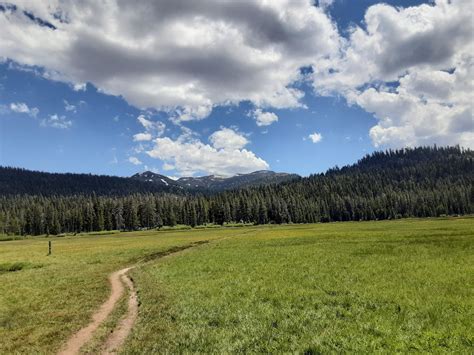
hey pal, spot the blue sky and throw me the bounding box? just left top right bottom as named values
left=0, top=0, right=472, bottom=177
left=0, top=61, right=375, bottom=177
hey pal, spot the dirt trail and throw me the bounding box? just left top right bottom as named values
left=58, top=267, right=132, bottom=355
left=58, top=241, right=211, bottom=355
left=101, top=270, right=138, bottom=354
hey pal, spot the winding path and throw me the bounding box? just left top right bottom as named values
left=58, top=241, right=209, bottom=355
left=58, top=267, right=135, bottom=355
left=101, top=269, right=138, bottom=354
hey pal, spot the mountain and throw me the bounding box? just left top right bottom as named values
left=131, top=170, right=300, bottom=191
left=0, top=167, right=299, bottom=196
left=0, top=167, right=181, bottom=196
left=1, top=146, right=472, bottom=235
left=130, top=171, right=181, bottom=189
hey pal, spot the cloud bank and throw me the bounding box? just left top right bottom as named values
left=1, top=0, right=472, bottom=175
left=146, top=127, right=268, bottom=176
left=313, top=0, right=473, bottom=148
left=0, top=0, right=339, bottom=121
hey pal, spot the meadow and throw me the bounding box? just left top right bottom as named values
left=0, top=228, right=226, bottom=353
left=1, top=217, right=473, bottom=353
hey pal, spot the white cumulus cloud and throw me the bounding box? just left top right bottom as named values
left=1, top=0, right=471, bottom=149
left=41, top=114, right=72, bottom=129
left=308, top=132, right=323, bottom=143
left=133, top=132, right=153, bottom=142
left=250, top=109, right=279, bottom=126
left=133, top=114, right=166, bottom=142
left=137, top=115, right=165, bottom=135
left=146, top=128, right=268, bottom=176
left=63, top=100, right=76, bottom=112
left=0, top=0, right=340, bottom=121
left=312, top=0, right=474, bottom=148
left=10, top=102, right=39, bottom=117
left=137, top=115, right=165, bottom=134
left=209, top=127, right=249, bottom=150
left=128, top=156, right=143, bottom=165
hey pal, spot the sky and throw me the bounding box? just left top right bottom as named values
left=0, top=0, right=472, bottom=177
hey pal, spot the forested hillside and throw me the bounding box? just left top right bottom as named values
left=0, top=167, right=180, bottom=196
left=0, top=167, right=299, bottom=195
left=0, top=146, right=472, bottom=235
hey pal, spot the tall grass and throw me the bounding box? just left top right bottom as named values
left=0, top=228, right=225, bottom=353
left=125, top=217, right=474, bottom=353
left=1, top=218, right=472, bottom=353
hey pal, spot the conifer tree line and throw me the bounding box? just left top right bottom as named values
left=0, top=146, right=472, bottom=235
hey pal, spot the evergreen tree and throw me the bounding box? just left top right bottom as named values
left=0, top=147, right=472, bottom=235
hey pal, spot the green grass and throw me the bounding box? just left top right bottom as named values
left=1, top=218, right=473, bottom=353
left=0, top=228, right=227, bottom=353
left=81, top=286, right=129, bottom=354
left=0, top=261, right=41, bottom=273
left=0, top=234, right=27, bottom=242
left=124, top=218, right=474, bottom=353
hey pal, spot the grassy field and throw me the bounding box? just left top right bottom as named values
left=124, top=218, right=474, bottom=353
left=1, top=218, right=473, bottom=353
left=0, top=228, right=228, bottom=353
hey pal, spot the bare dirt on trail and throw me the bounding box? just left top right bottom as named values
left=101, top=270, right=138, bottom=354
left=58, top=267, right=134, bottom=355
left=58, top=241, right=209, bottom=355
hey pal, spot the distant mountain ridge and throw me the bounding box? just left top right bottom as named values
left=131, top=170, right=300, bottom=191
left=0, top=167, right=178, bottom=196
left=2, top=146, right=472, bottom=236
left=0, top=167, right=300, bottom=196
left=2, top=146, right=471, bottom=200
